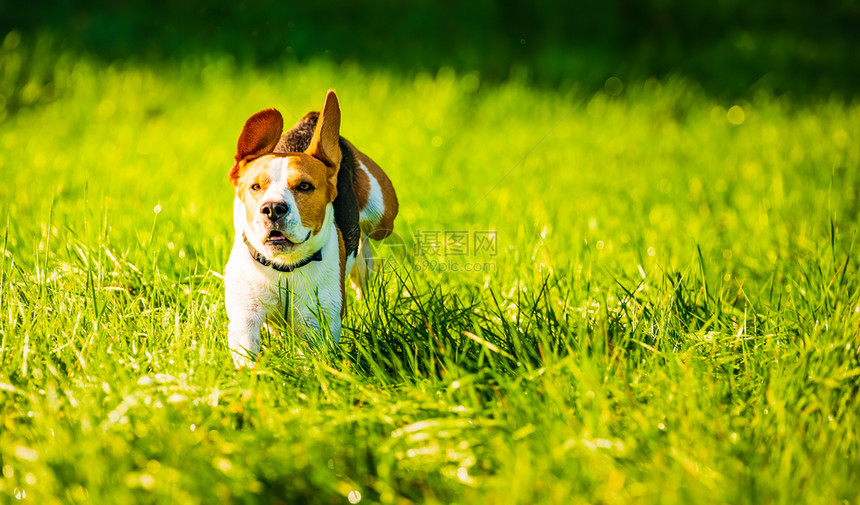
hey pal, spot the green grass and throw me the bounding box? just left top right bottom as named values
left=1, top=46, right=860, bottom=504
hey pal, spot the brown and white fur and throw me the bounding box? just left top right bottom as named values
left=224, top=90, right=397, bottom=367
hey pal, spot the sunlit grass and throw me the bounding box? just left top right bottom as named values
left=1, top=46, right=859, bottom=504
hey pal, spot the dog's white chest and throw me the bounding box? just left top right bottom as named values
left=224, top=219, right=343, bottom=366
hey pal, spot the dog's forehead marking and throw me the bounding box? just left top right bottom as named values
left=259, top=157, right=296, bottom=205
left=272, top=157, right=288, bottom=183
left=252, top=156, right=283, bottom=187
left=251, top=153, right=325, bottom=182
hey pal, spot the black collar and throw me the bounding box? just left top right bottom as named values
left=243, top=234, right=323, bottom=273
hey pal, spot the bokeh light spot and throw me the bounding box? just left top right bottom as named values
left=605, top=76, right=624, bottom=96
left=727, top=105, right=745, bottom=125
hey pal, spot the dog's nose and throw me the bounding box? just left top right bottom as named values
left=260, top=201, right=289, bottom=221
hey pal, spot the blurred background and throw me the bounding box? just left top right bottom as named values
left=0, top=0, right=857, bottom=276
left=2, top=0, right=858, bottom=114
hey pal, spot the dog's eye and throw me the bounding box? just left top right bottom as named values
left=298, top=182, right=314, bottom=191
left=250, top=183, right=261, bottom=191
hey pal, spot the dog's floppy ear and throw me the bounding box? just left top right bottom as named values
left=306, top=90, right=342, bottom=198
left=229, top=108, right=284, bottom=186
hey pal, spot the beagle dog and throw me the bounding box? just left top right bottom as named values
left=224, top=90, right=397, bottom=366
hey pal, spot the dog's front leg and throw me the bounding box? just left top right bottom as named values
left=225, top=242, right=284, bottom=367
left=227, top=310, right=267, bottom=368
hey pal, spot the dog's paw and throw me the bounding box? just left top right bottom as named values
left=231, top=353, right=257, bottom=370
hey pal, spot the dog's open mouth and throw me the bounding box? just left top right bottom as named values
left=266, top=231, right=292, bottom=246
left=265, top=230, right=311, bottom=247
